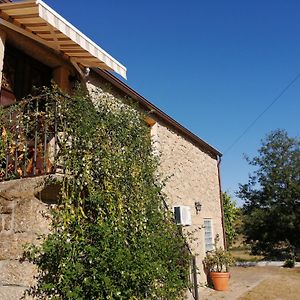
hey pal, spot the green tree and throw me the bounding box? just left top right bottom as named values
left=23, top=88, right=190, bottom=300
left=223, top=192, right=238, bottom=248
left=237, top=129, right=300, bottom=257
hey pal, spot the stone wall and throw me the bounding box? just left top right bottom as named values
left=155, top=122, right=224, bottom=285
left=87, top=74, right=225, bottom=288
left=0, top=76, right=224, bottom=299
left=0, top=177, right=51, bottom=299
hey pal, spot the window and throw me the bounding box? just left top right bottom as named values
left=204, top=218, right=214, bottom=252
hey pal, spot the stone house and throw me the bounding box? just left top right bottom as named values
left=0, top=0, right=225, bottom=299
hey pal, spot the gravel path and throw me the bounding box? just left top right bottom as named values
left=199, top=266, right=285, bottom=300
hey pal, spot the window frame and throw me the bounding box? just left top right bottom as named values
left=204, top=218, right=214, bottom=252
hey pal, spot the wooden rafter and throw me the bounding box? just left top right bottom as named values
left=0, top=0, right=127, bottom=79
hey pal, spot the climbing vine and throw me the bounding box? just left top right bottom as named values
left=23, top=87, right=190, bottom=299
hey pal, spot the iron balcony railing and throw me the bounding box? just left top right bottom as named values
left=0, top=95, right=59, bottom=181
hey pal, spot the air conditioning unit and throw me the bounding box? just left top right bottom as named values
left=174, top=205, right=192, bottom=226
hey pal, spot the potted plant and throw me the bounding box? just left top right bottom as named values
left=203, top=237, right=235, bottom=291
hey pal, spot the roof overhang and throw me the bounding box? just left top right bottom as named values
left=0, top=0, right=127, bottom=79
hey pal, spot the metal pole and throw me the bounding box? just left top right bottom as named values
left=192, top=256, right=199, bottom=300
left=33, top=100, right=38, bottom=176
left=43, top=101, right=48, bottom=173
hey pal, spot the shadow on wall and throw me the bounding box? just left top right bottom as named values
left=35, top=181, right=61, bottom=205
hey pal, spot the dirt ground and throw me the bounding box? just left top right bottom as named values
left=200, top=266, right=300, bottom=300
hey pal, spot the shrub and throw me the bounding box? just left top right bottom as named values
left=203, top=237, right=235, bottom=273
left=23, top=87, right=191, bottom=300
left=283, top=259, right=295, bottom=268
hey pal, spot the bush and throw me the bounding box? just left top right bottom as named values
left=23, top=87, right=191, bottom=300
left=223, top=192, right=239, bottom=248
left=283, top=259, right=295, bottom=268
left=203, top=237, right=235, bottom=273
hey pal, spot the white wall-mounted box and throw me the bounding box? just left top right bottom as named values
left=174, top=205, right=192, bottom=226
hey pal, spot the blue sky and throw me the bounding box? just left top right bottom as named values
left=46, top=0, right=300, bottom=205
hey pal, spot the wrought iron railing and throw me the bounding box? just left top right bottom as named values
left=0, top=95, right=59, bottom=181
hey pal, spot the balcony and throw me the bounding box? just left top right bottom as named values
left=0, top=93, right=60, bottom=181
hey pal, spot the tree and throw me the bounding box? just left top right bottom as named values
left=237, top=129, right=300, bottom=257
left=23, top=88, right=190, bottom=300
left=223, top=192, right=239, bottom=248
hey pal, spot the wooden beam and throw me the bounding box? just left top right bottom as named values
left=0, top=0, right=126, bottom=79
left=71, top=57, right=100, bottom=63
left=21, top=22, right=46, bottom=27
left=49, top=26, right=61, bottom=49
left=70, top=58, right=106, bottom=65
left=53, top=66, right=71, bottom=92
left=63, top=49, right=87, bottom=53
left=7, top=13, right=39, bottom=19
left=0, top=1, right=36, bottom=10
left=0, top=29, right=6, bottom=88
left=26, top=25, right=51, bottom=31
left=0, top=18, right=59, bottom=50
left=85, top=63, right=112, bottom=69
left=53, top=41, right=77, bottom=45
left=31, top=30, right=51, bottom=34
left=68, top=54, right=95, bottom=58
left=0, top=10, right=42, bottom=41
left=2, top=7, right=39, bottom=16
left=64, top=53, right=91, bottom=57
left=70, top=57, right=85, bottom=78
left=60, top=46, right=82, bottom=51
left=37, top=33, right=66, bottom=39
left=145, top=116, right=157, bottom=127
left=15, top=17, right=42, bottom=24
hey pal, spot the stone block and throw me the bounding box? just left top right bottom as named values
left=0, top=286, right=32, bottom=300
left=0, top=260, right=37, bottom=287
left=13, top=197, right=49, bottom=235
left=0, top=233, right=37, bottom=260
left=0, top=177, right=45, bottom=199
left=0, top=214, right=13, bottom=232
left=0, top=192, right=15, bottom=202
left=0, top=196, right=15, bottom=214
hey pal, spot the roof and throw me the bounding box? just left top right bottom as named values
left=0, top=1, right=221, bottom=157
left=0, top=0, right=127, bottom=79
left=95, top=69, right=222, bottom=158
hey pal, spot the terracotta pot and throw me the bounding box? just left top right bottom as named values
left=210, top=272, right=230, bottom=291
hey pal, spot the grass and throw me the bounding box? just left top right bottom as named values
left=230, top=249, right=263, bottom=262
left=238, top=267, right=300, bottom=300
left=229, top=246, right=264, bottom=262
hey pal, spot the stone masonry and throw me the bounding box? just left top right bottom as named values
left=0, top=177, right=51, bottom=300
left=155, top=122, right=224, bottom=286
left=87, top=74, right=225, bottom=290
left=0, top=73, right=224, bottom=299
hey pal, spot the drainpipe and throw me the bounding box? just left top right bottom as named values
left=217, top=155, right=227, bottom=249
left=192, top=256, right=200, bottom=300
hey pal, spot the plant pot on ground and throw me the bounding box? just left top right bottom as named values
left=203, top=237, right=235, bottom=291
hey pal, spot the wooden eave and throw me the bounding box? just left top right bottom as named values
left=0, top=0, right=127, bottom=79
